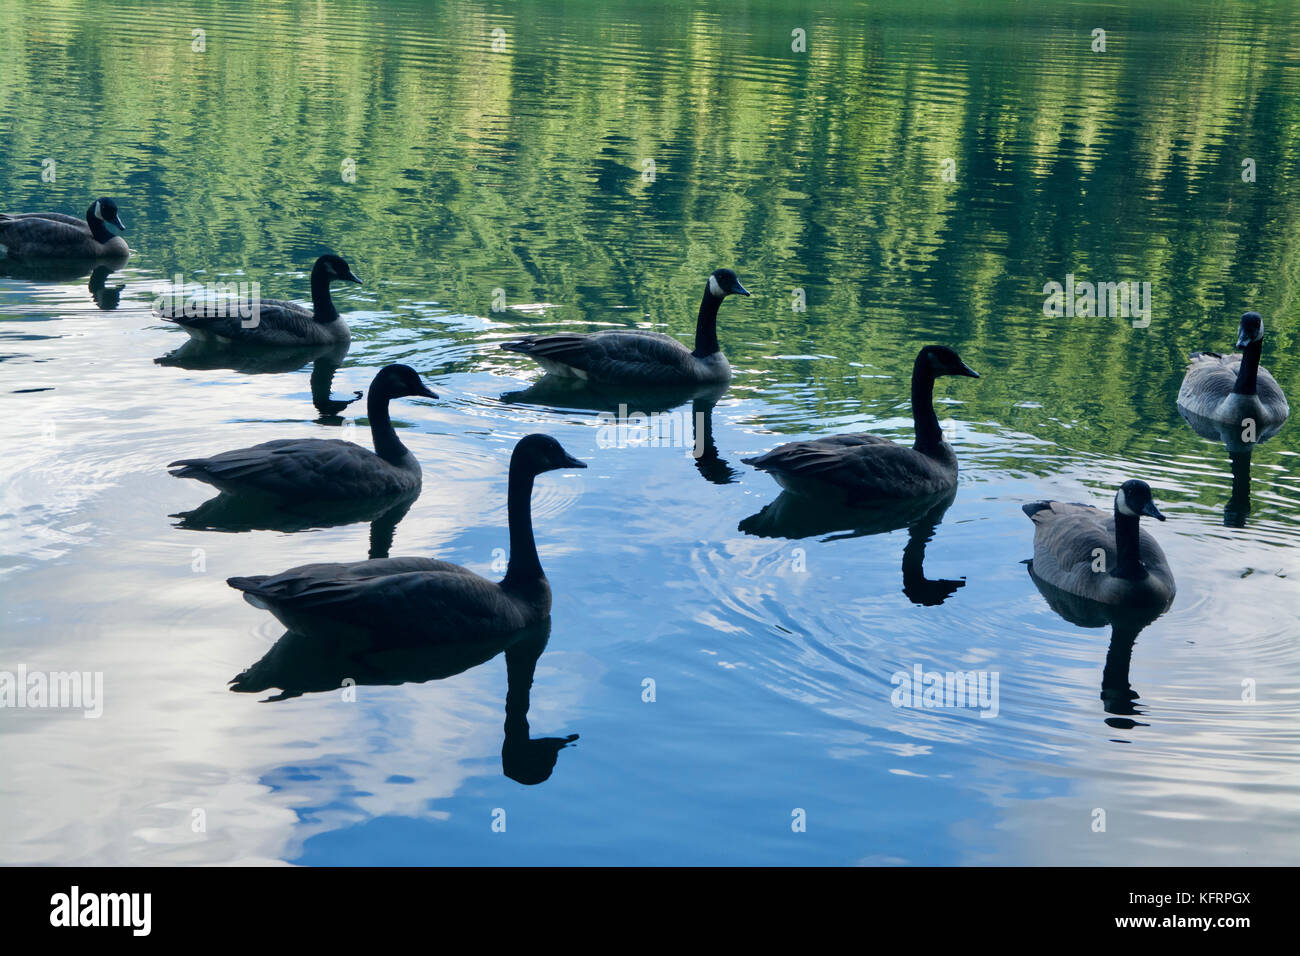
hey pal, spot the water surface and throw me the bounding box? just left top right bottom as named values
left=1, top=0, right=1298, bottom=865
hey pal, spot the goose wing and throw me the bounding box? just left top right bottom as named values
left=502, top=330, right=694, bottom=379
left=169, top=438, right=411, bottom=498
left=1177, top=352, right=1238, bottom=408
left=230, top=560, right=530, bottom=634
left=1, top=212, right=92, bottom=231
left=744, top=434, right=941, bottom=490
left=0, top=214, right=92, bottom=253
left=160, top=297, right=332, bottom=345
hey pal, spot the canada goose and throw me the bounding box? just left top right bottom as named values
left=159, top=254, right=360, bottom=347
left=1177, top=312, right=1289, bottom=431
left=0, top=198, right=128, bottom=260
left=168, top=364, right=436, bottom=500
left=1021, top=480, right=1175, bottom=609
left=743, top=345, right=979, bottom=502
left=499, top=268, right=750, bottom=386
left=228, top=434, right=586, bottom=640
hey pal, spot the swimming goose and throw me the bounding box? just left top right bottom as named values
left=168, top=364, right=436, bottom=500
left=499, top=268, right=750, bottom=386
left=1177, top=312, right=1289, bottom=431
left=743, top=345, right=979, bottom=502
left=227, top=434, right=587, bottom=640
left=160, top=254, right=360, bottom=347
left=0, top=198, right=128, bottom=260
left=1022, top=480, right=1175, bottom=609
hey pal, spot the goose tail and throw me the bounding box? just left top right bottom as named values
left=227, top=575, right=273, bottom=609
left=499, top=337, right=538, bottom=354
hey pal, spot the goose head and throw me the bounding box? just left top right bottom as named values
left=513, top=434, right=587, bottom=476
left=706, top=268, right=750, bottom=299
left=313, top=254, right=362, bottom=285
left=87, top=197, right=126, bottom=237
left=1114, top=479, right=1165, bottom=521
left=917, top=345, right=980, bottom=379
left=1236, top=311, right=1264, bottom=349
left=370, top=363, right=438, bottom=401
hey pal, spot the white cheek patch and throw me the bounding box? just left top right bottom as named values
left=1115, top=491, right=1138, bottom=516
left=708, top=275, right=724, bottom=298
left=92, top=201, right=102, bottom=221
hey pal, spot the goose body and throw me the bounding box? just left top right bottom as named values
left=159, top=254, right=359, bottom=347
left=228, top=434, right=587, bottom=641
left=168, top=364, right=435, bottom=500
left=744, top=345, right=979, bottom=502
left=1022, top=480, right=1175, bottom=609
left=1177, top=312, right=1289, bottom=430
left=501, top=268, right=749, bottom=387
left=0, top=198, right=128, bottom=260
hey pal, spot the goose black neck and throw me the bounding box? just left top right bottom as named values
left=366, top=385, right=409, bottom=464
left=691, top=290, right=722, bottom=358
left=502, top=459, right=544, bottom=590
left=1110, top=510, right=1148, bottom=580
left=85, top=205, right=112, bottom=243
left=1232, top=339, right=1262, bottom=395
left=910, top=360, right=944, bottom=451
left=310, top=267, right=340, bottom=323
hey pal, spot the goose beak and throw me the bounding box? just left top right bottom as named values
left=1142, top=501, right=1166, bottom=521
left=560, top=453, right=587, bottom=469
left=416, top=383, right=438, bottom=399
left=733, top=281, right=751, bottom=297
left=1235, top=329, right=1250, bottom=349
left=344, top=269, right=362, bottom=285
left=107, top=215, right=126, bottom=236
left=958, top=362, right=980, bottom=378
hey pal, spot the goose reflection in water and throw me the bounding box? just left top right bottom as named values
left=1025, top=563, right=1170, bottom=732
left=155, top=340, right=362, bottom=420
left=230, top=619, right=578, bottom=785
left=739, top=488, right=966, bottom=607
left=1178, top=406, right=1284, bottom=528
left=502, top=376, right=738, bottom=484
left=173, top=491, right=416, bottom=560
left=0, top=260, right=127, bottom=311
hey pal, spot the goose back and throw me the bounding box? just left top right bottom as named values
left=230, top=557, right=543, bottom=637
left=744, top=433, right=957, bottom=501
left=169, top=438, right=420, bottom=499
left=502, top=329, right=730, bottom=386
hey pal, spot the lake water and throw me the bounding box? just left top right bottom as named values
left=1, top=0, right=1298, bottom=865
